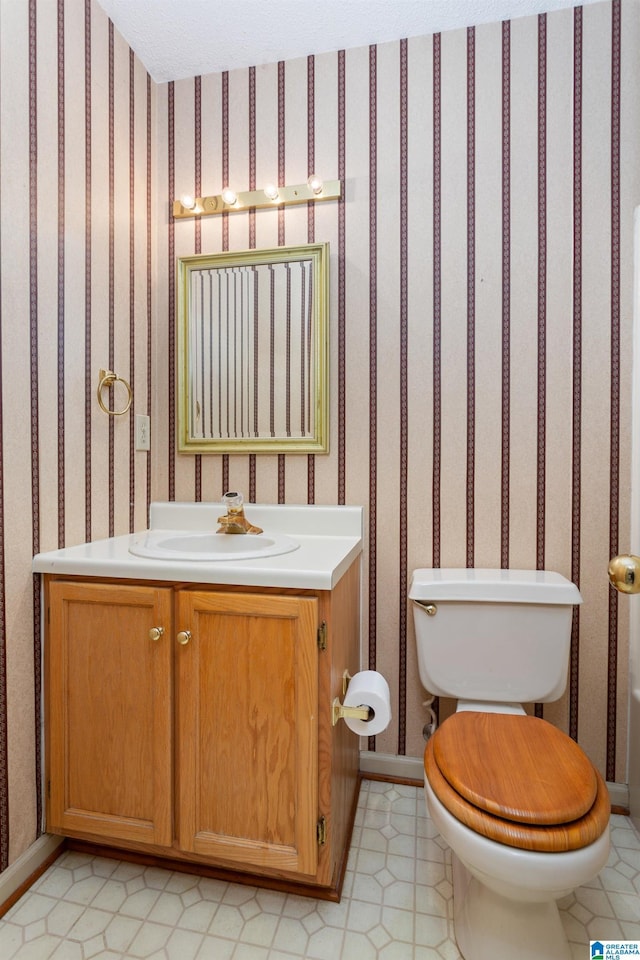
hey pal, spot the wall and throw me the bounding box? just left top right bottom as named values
left=0, top=0, right=153, bottom=867
left=157, top=0, right=640, bottom=782
left=0, top=0, right=638, bottom=876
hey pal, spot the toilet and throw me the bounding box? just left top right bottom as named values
left=409, top=569, right=611, bottom=960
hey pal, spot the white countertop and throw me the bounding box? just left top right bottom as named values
left=32, top=502, right=364, bottom=591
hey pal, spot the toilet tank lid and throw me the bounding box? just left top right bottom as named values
left=409, top=568, right=582, bottom=605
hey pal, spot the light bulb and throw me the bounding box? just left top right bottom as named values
left=180, top=194, right=196, bottom=210
left=264, top=183, right=279, bottom=201
left=221, top=187, right=237, bottom=206
left=307, top=175, right=323, bottom=195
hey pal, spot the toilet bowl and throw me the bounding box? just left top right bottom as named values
left=409, top=569, right=611, bottom=960
left=424, top=769, right=609, bottom=960
left=424, top=712, right=610, bottom=960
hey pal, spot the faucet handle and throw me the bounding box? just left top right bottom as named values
left=222, top=491, right=244, bottom=512
left=217, top=491, right=262, bottom=534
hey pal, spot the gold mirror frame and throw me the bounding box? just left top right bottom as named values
left=177, top=242, right=329, bottom=454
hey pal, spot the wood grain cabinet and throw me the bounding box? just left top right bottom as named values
left=46, top=580, right=174, bottom=849
left=44, top=561, right=360, bottom=897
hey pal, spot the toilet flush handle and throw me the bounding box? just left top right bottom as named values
left=413, top=600, right=438, bottom=616
left=609, top=554, right=640, bottom=594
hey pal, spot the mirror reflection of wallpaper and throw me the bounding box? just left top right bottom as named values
left=188, top=260, right=315, bottom=441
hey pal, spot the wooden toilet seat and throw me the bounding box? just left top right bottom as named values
left=424, top=712, right=610, bottom=852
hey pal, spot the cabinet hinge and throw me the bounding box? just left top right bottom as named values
left=316, top=815, right=327, bottom=846
left=47, top=779, right=51, bottom=799
left=317, top=621, right=327, bottom=651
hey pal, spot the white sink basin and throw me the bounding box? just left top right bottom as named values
left=129, top=530, right=300, bottom=562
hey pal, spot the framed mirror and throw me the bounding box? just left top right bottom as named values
left=177, top=242, right=329, bottom=454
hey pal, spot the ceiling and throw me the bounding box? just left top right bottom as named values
left=95, top=0, right=601, bottom=84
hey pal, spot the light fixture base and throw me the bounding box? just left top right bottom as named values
left=173, top=179, right=342, bottom=219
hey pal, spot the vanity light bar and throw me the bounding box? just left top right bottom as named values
left=173, top=179, right=342, bottom=219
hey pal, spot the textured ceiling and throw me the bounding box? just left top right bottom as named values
left=95, top=0, right=600, bottom=83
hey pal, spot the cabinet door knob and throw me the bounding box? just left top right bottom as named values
left=149, top=626, right=164, bottom=642
left=177, top=630, right=192, bottom=646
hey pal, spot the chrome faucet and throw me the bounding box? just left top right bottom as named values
left=216, top=491, right=263, bottom=535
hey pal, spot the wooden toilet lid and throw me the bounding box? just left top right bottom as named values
left=425, top=731, right=611, bottom=852
left=433, top=712, right=597, bottom=824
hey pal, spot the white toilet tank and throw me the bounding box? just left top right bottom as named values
left=409, top=569, right=582, bottom=704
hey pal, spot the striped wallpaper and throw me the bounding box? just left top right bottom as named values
left=0, top=0, right=154, bottom=866
left=160, top=0, right=638, bottom=774
left=0, top=0, right=638, bottom=873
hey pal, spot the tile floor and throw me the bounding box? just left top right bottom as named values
left=0, top=779, right=638, bottom=959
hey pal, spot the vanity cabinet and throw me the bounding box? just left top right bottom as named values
left=44, top=562, right=360, bottom=897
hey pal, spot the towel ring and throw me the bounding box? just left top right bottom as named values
left=97, top=369, right=133, bottom=416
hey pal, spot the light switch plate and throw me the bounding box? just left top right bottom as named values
left=135, top=414, right=150, bottom=451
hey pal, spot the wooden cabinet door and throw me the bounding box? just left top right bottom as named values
left=176, top=591, right=319, bottom=877
left=46, top=581, right=173, bottom=847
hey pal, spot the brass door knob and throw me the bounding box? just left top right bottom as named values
left=177, top=630, right=192, bottom=646
left=149, top=627, right=164, bottom=642
left=608, top=554, right=640, bottom=594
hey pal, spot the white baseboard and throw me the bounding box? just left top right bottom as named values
left=608, top=780, right=630, bottom=810
left=360, top=751, right=424, bottom=782
left=359, top=751, right=630, bottom=812
left=0, top=834, right=63, bottom=908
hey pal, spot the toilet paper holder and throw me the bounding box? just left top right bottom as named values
left=332, top=698, right=374, bottom=727
left=332, top=671, right=373, bottom=726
